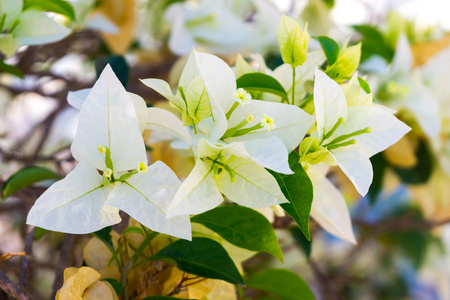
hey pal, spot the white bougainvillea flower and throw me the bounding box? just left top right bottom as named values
left=27, top=65, right=191, bottom=240
left=165, top=0, right=252, bottom=55
left=141, top=50, right=315, bottom=217
left=0, top=1, right=71, bottom=57
left=307, top=163, right=356, bottom=244
left=312, top=69, right=410, bottom=196
left=166, top=138, right=291, bottom=217
left=366, top=35, right=441, bottom=139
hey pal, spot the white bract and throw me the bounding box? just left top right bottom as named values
left=27, top=65, right=191, bottom=240
left=0, top=0, right=71, bottom=57
left=165, top=0, right=251, bottom=55
left=310, top=69, right=410, bottom=196
left=142, top=50, right=315, bottom=217
left=366, top=35, right=441, bottom=139
left=307, top=163, right=356, bottom=244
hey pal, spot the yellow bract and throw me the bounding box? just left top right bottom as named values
left=277, top=15, right=309, bottom=68
left=55, top=267, right=118, bottom=300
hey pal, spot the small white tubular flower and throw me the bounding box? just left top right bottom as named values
left=233, top=88, right=252, bottom=105
left=137, top=162, right=148, bottom=174
left=103, top=168, right=113, bottom=180
left=261, top=114, right=276, bottom=132
left=246, top=115, right=255, bottom=123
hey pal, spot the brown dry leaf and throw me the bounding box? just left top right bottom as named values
left=94, top=0, right=136, bottom=54
left=150, top=140, right=195, bottom=179
left=384, top=136, right=418, bottom=168
left=411, top=35, right=450, bottom=67
left=83, top=231, right=120, bottom=270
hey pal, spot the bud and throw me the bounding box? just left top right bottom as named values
left=277, top=15, right=309, bottom=68
left=98, top=146, right=107, bottom=154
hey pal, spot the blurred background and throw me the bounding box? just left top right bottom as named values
left=1, top=0, right=450, bottom=299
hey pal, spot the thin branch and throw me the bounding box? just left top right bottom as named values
left=19, top=227, right=35, bottom=289
left=0, top=269, right=32, bottom=300
left=51, top=234, right=74, bottom=299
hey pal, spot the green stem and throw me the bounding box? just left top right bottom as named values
left=121, top=231, right=158, bottom=300
left=291, top=66, right=296, bottom=105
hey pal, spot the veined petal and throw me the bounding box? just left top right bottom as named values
left=314, top=69, right=348, bottom=142
left=226, top=101, right=314, bottom=152
left=71, top=65, right=147, bottom=171
left=167, top=159, right=223, bottom=218
left=333, top=106, right=411, bottom=157
left=219, top=137, right=293, bottom=174
left=107, top=161, right=191, bottom=240
left=330, top=146, right=373, bottom=196
left=309, top=168, right=356, bottom=244
left=139, top=78, right=175, bottom=100
left=68, top=88, right=148, bottom=133
left=26, top=160, right=121, bottom=234
left=194, top=50, right=236, bottom=113
left=217, top=156, right=288, bottom=208
left=14, top=10, right=71, bottom=46
left=146, top=107, right=192, bottom=144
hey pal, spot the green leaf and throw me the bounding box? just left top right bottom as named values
left=289, top=226, right=311, bottom=259
left=236, top=72, right=288, bottom=100
left=368, top=153, right=387, bottom=205
left=313, top=36, right=339, bottom=66
left=24, top=0, right=76, bottom=20
left=357, top=77, right=371, bottom=94
left=141, top=297, right=193, bottom=300
left=91, top=226, right=113, bottom=250
left=95, top=56, right=129, bottom=87
left=192, top=206, right=283, bottom=262
left=122, top=226, right=145, bottom=236
left=0, top=60, right=23, bottom=78
left=393, top=139, right=433, bottom=184
left=2, top=166, right=60, bottom=198
left=151, top=237, right=244, bottom=285
left=277, top=15, right=309, bottom=68
left=353, top=25, right=394, bottom=63
left=102, top=278, right=123, bottom=296
left=268, top=151, right=314, bottom=240
left=34, top=227, right=49, bottom=241
left=246, top=269, right=315, bottom=300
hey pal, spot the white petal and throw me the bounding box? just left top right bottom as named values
left=107, top=161, right=191, bottom=240
left=165, top=5, right=196, bottom=56
left=226, top=101, right=314, bottom=152
left=26, top=160, right=121, bottom=234
left=128, top=92, right=148, bottom=133
left=2, top=0, right=22, bottom=30
left=330, top=146, right=373, bottom=196
left=391, top=34, right=412, bottom=74
left=67, top=88, right=91, bottom=109
left=139, top=78, right=174, bottom=100
left=68, top=89, right=148, bottom=134
left=221, top=137, right=293, bottom=174
left=333, top=106, right=411, bottom=157
left=167, top=159, right=223, bottom=218
left=14, top=10, right=71, bottom=46
left=314, top=69, right=348, bottom=142
left=194, top=50, right=236, bottom=113
left=147, top=107, right=192, bottom=144
left=217, top=156, right=288, bottom=208
left=309, top=174, right=356, bottom=244
left=71, top=65, right=147, bottom=171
